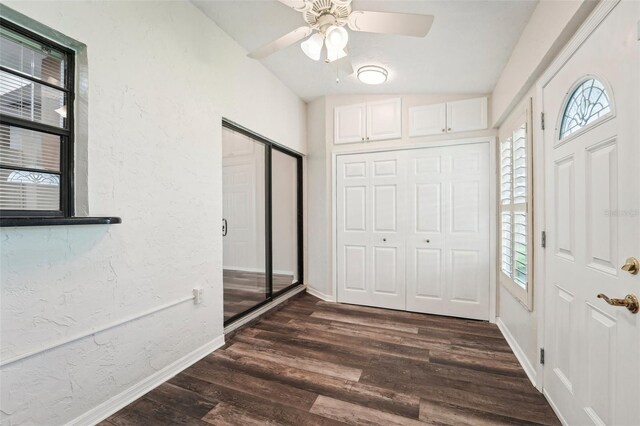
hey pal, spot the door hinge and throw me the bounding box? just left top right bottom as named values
left=541, top=112, right=545, bottom=130
left=541, top=231, right=546, bottom=248
left=540, top=348, right=545, bottom=365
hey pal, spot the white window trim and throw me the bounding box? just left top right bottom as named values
left=499, top=98, right=534, bottom=310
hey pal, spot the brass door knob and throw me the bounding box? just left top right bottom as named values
left=622, top=257, right=639, bottom=275
left=597, top=293, right=639, bottom=314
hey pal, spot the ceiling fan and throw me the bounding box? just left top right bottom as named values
left=248, top=0, right=434, bottom=72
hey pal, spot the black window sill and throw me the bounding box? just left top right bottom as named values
left=0, top=217, right=122, bottom=227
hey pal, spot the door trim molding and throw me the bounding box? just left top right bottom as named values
left=534, top=0, right=622, bottom=394
left=331, top=136, right=497, bottom=322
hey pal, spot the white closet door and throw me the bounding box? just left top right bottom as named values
left=405, top=143, right=490, bottom=320
left=337, top=151, right=406, bottom=310
left=337, top=143, right=490, bottom=318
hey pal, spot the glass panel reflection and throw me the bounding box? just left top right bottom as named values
left=222, top=127, right=267, bottom=322
left=272, top=149, right=299, bottom=293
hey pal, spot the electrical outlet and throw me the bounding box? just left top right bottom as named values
left=193, top=288, right=203, bottom=305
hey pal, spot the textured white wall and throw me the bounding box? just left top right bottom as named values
left=0, top=1, right=306, bottom=425
left=307, top=93, right=497, bottom=298
left=491, top=0, right=598, bottom=127
left=305, top=97, right=329, bottom=297
left=496, top=89, right=539, bottom=375
left=492, top=1, right=598, bottom=384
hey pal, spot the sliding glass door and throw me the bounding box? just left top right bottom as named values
left=222, top=120, right=302, bottom=325
left=271, top=147, right=302, bottom=296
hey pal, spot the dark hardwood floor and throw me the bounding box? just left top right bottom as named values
left=101, top=293, right=560, bottom=425
left=223, top=269, right=295, bottom=321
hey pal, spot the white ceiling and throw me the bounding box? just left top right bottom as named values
left=193, top=0, right=537, bottom=101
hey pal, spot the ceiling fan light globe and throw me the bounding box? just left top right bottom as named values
left=326, top=46, right=347, bottom=63
left=325, top=25, right=348, bottom=50
left=357, top=65, right=388, bottom=85
left=301, top=33, right=324, bottom=61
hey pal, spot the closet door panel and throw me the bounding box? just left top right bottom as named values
left=406, top=143, right=490, bottom=320
left=337, top=150, right=406, bottom=310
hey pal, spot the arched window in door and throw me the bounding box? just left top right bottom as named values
left=559, top=77, right=612, bottom=139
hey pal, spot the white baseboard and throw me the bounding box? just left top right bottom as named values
left=496, top=317, right=537, bottom=388
left=224, top=285, right=306, bottom=334
left=543, top=388, right=568, bottom=426
left=223, top=266, right=294, bottom=276
left=306, top=286, right=336, bottom=302
left=67, top=335, right=225, bottom=426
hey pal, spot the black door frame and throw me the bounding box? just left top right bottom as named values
left=222, top=119, right=304, bottom=326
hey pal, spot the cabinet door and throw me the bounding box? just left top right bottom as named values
left=446, top=97, right=488, bottom=133
left=366, top=98, right=402, bottom=141
left=334, top=103, right=367, bottom=144
left=408, top=103, right=447, bottom=137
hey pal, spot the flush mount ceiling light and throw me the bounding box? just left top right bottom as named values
left=357, top=65, right=388, bottom=85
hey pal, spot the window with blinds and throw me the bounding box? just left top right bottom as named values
left=0, top=22, right=74, bottom=217
left=500, top=121, right=529, bottom=291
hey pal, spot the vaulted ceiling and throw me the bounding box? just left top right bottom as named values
left=193, top=0, right=538, bottom=101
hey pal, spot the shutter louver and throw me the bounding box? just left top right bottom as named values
left=513, top=124, right=527, bottom=204
left=500, top=120, right=529, bottom=290
left=514, top=211, right=527, bottom=288
left=500, top=137, right=512, bottom=205
left=501, top=211, right=513, bottom=277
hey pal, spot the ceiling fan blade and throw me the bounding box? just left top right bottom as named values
left=348, top=11, right=434, bottom=37
left=276, top=0, right=311, bottom=12
left=248, top=26, right=313, bottom=59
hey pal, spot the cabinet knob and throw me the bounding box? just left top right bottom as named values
left=425, top=239, right=430, bottom=243
left=448, top=128, right=452, bottom=131
left=442, top=128, right=445, bottom=132
left=366, top=137, right=370, bottom=141
left=383, top=238, right=387, bottom=242
left=361, top=137, right=364, bottom=141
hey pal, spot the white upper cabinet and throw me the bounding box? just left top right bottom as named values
left=409, top=97, right=488, bottom=137
left=408, top=103, right=447, bottom=137
left=367, top=98, right=402, bottom=141
left=334, top=103, right=367, bottom=144
left=334, top=98, right=401, bottom=144
left=446, top=97, right=488, bottom=133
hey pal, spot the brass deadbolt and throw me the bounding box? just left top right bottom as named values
left=622, top=257, right=640, bottom=275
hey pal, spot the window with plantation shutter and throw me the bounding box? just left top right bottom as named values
left=499, top=100, right=533, bottom=308
left=0, top=21, right=74, bottom=217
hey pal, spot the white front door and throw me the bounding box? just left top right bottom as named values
left=336, top=151, right=406, bottom=310
left=406, top=143, right=490, bottom=320
left=543, top=2, right=640, bottom=424
left=336, top=142, right=491, bottom=318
